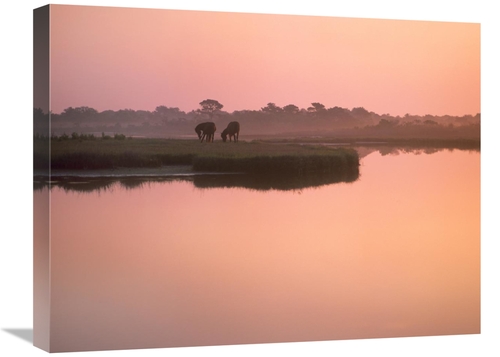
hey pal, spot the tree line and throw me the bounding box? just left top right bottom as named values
left=34, top=99, right=480, bottom=139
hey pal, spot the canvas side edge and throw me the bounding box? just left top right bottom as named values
left=33, top=4, right=51, bottom=352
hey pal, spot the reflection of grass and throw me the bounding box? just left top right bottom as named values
left=33, top=166, right=360, bottom=193
left=192, top=168, right=359, bottom=191
left=35, top=138, right=359, bottom=175
left=34, top=178, right=115, bottom=193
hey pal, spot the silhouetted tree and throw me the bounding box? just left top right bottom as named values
left=307, top=103, right=327, bottom=119
left=351, top=107, right=370, bottom=118
left=198, top=99, right=223, bottom=120
left=61, top=106, right=98, bottom=121
left=261, top=102, right=283, bottom=114
left=327, top=106, right=350, bottom=117
left=283, top=104, right=300, bottom=114
left=115, top=109, right=138, bottom=122
left=376, top=118, right=399, bottom=129
left=307, top=102, right=326, bottom=113
left=98, top=110, right=116, bottom=122
left=153, top=106, right=182, bottom=121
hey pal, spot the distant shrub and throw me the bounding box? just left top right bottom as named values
left=114, top=134, right=126, bottom=140
left=77, top=133, right=95, bottom=140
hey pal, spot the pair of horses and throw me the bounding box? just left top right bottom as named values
left=195, top=121, right=240, bottom=143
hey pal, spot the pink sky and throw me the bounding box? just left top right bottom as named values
left=49, top=5, right=480, bottom=116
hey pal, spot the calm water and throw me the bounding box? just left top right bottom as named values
left=36, top=148, right=480, bottom=352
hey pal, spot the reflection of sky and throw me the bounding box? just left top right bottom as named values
left=42, top=150, right=480, bottom=352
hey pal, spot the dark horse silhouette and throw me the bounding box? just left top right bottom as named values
left=221, top=121, right=240, bottom=142
left=195, top=122, right=216, bottom=143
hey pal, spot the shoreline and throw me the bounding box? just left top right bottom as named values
left=33, top=165, right=360, bottom=193
left=33, top=165, right=243, bottom=179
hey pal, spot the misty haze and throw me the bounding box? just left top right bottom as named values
left=34, top=102, right=480, bottom=141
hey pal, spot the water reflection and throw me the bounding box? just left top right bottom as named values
left=192, top=167, right=358, bottom=190
left=39, top=148, right=479, bottom=352
left=34, top=167, right=359, bottom=193
left=34, top=146, right=477, bottom=193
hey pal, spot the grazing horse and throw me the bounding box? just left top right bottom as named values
left=195, top=122, right=216, bottom=143
left=195, top=122, right=208, bottom=140
left=221, top=121, right=240, bottom=142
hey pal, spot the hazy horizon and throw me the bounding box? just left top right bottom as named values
left=40, top=103, right=482, bottom=117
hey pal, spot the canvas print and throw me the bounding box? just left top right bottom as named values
left=33, top=4, right=480, bottom=353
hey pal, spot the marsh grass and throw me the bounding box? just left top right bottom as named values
left=36, top=138, right=359, bottom=174
left=192, top=153, right=358, bottom=175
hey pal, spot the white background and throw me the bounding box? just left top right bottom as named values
left=1, top=1, right=498, bottom=356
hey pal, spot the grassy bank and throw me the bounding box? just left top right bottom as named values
left=34, top=137, right=360, bottom=175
